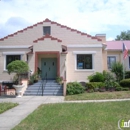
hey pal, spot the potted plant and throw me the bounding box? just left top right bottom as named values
left=7, top=60, right=29, bottom=97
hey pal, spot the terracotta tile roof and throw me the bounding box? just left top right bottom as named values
left=33, top=34, right=62, bottom=43
left=106, top=40, right=130, bottom=50
left=0, top=18, right=101, bottom=42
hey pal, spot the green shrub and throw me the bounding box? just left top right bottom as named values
left=111, top=62, right=123, bottom=82
left=88, top=72, right=104, bottom=82
left=103, top=71, right=116, bottom=89
left=67, top=82, right=85, bottom=95
left=115, top=87, right=123, bottom=91
left=125, top=71, right=130, bottom=79
left=86, top=82, right=105, bottom=91
left=122, top=88, right=129, bottom=91
left=120, top=78, right=130, bottom=88
left=56, top=76, right=63, bottom=84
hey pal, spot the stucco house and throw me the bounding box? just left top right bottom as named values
left=0, top=18, right=129, bottom=96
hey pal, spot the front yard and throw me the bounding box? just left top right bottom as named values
left=0, top=102, right=18, bottom=114
left=13, top=101, right=130, bottom=130
left=65, top=91, right=130, bottom=100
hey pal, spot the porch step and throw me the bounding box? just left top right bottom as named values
left=24, top=80, right=63, bottom=96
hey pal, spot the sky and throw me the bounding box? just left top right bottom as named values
left=0, top=0, right=130, bottom=41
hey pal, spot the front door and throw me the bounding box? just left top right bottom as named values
left=41, top=58, right=57, bottom=80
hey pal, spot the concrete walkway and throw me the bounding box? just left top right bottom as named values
left=0, top=96, right=130, bottom=130
left=0, top=96, right=64, bottom=130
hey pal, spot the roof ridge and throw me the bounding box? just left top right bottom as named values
left=0, top=18, right=101, bottom=41
left=33, top=34, right=62, bottom=43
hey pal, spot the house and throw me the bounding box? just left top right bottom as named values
left=0, top=18, right=129, bottom=96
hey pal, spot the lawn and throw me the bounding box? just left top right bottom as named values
left=0, top=102, right=18, bottom=114
left=13, top=101, right=130, bottom=130
left=65, top=91, right=130, bottom=100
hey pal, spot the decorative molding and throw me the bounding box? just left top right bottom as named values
left=0, top=45, right=31, bottom=49
left=73, top=51, right=96, bottom=54
left=67, top=44, right=102, bottom=48
left=3, top=52, right=25, bottom=55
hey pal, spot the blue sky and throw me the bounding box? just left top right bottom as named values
left=0, top=0, right=130, bottom=40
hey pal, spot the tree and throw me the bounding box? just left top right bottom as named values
left=115, top=30, right=130, bottom=40
left=7, top=60, right=29, bottom=84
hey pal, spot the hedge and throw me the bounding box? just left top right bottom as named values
left=120, top=78, right=130, bottom=88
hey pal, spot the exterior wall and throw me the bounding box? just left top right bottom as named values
left=102, top=50, right=108, bottom=70
left=66, top=47, right=103, bottom=82
left=107, top=51, right=130, bottom=71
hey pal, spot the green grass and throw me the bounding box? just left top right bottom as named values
left=13, top=101, right=130, bottom=130
left=65, top=91, right=130, bottom=100
left=0, top=102, right=18, bottom=114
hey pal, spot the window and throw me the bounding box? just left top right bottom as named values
left=6, top=55, right=21, bottom=69
left=77, top=54, right=92, bottom=69
left=107, top=56, right=116, bottom=69
left=129, top=56, right=130, bottom=68
left=43, top=26, right=51, bottom=35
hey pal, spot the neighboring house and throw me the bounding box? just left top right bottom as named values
left=106, top=41, right=130, bottom=70
left=0, top=18, right=129, bottom=84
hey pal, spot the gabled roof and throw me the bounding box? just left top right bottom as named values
left=0, top=18, right=101, bottom=42
left=106, top=40, right=130, bottom=50
left=33, top=34, right=62, bottom=43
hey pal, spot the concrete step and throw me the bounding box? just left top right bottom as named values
left=24, top=80, right=63, bottom=96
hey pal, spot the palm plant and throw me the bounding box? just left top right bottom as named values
left=111, top=62, right=123, bottom=82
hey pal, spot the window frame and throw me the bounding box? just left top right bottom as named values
left=43, top=26, right=51, bottom=35
left=3, top=54, right=23, bottom=71
left=107, top=56, right=116, bottom=69
left=73, top=51, right=96, bottom=71
left=129, top=56, right=130, bottom=69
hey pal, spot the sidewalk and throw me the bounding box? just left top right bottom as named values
left=0, top=96, right=130, bottom=130
left=0, top=96, right=64, bottom=130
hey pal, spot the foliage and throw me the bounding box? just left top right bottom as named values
left=115, top=87, right=123, bottom=91
left=7, top=60, right=29, bottom=84
left=29, top=72, right=39, bottom=85
left=67, top=82, right=85, bottom=95
left=103, top=71, right=116, bottom=89
left=120, top=78, right=130, bottom=88
left=88, top=72, right=104, bottom=82
left=111, top=62, right=123, bottom=82
left=122, top=88, right=129, bottom=91
left=86, top=82, right=105, bottom=91
left=115, top=30, right=130, bottom=40
left=13, top=74, right=18, bottom=85
left=125, top=71, right=130, bottom=79
left=56, top=76, right=63, bottom=84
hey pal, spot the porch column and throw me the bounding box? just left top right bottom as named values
left=57, top=52, right=60, bottom=76
left=35, top=52, right=38, bottom=72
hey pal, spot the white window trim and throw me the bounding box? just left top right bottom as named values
left=73, top=51, right=96, bottom=71
left=0, top=45, right=31, bottom=49
left=3, top=52, right=25, bottom=55
left=68, top=44, right=102, bottom=48
left=128, top=55, right=130, bottom=69
left=3, top=52, right=24, bottom=71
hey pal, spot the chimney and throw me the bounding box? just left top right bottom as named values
left=95, top=34, right=106, bottom=44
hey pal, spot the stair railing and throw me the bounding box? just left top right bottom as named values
left=37, top=73, right=47, bottom=96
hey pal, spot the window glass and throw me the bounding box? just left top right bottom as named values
left=77, top=54, right=92, bottom=69
left=107, top=56, right=116, bottom=69
left=43, top=26, right=51, bottom=35
left=6, top=55, right=20, bottom=68
left=129, top=56, right=130, bottom=68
